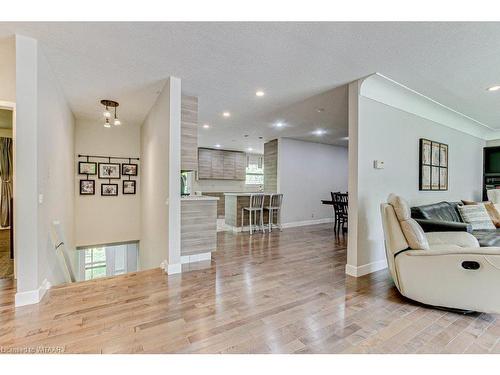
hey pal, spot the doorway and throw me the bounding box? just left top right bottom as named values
left=0, top=107, right=14, bottom=279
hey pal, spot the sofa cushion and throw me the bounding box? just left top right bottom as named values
left=472, top=230, right=500, bottom=247
left=411, top=201, right=462, bottom=223
left=400, top=219, right=430, bottom=250
left=387, top=194, right=429, bottom=250
left=387, top=193, right=411, bottom=221
left=458, top=204, right=496, bottom=230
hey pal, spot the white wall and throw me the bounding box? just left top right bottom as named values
left=140, top=77, right=181, bottom=272
left=36, top=44, right=76, bottom=287
left=15, top=35, right=76, bottom=304
left=74, top=119, right=141, bottom=247
left=0, top=36, right=15, bottom=102
left=348, top=75, right=486, bottom=276
left=277, top=138, right=348, bottom=224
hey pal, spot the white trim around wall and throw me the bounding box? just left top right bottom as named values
left=181, top=252, right=211, bottom=264
left=14, top=278, right=51, bottom=307
left=345, top=259, right=388, bottom=277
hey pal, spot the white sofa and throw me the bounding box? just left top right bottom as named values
left=381, top=196, right=500, bottom=313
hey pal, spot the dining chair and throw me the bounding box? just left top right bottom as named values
left=332, top=192, right=348, bottom=235
left=264, top=193, right=283, bottom=232
left=241, top=194, right=265, bottom=235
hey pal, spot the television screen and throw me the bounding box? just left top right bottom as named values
left=485, top=148, right=500, bottom=174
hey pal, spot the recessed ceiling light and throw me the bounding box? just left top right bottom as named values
left=202, top=124, right=210, bottom=129
left=215, top=144, right=221, bottom=148
left=275, top=122, right=284, bottom=128
left=488, top=86, right=500, bottom=92
left=313, top=129, right=326, bottom=136
left=244, top=134, right=249, bottom=138
left=256, top=90, right=265, bottom=97
left=222, top=111, right=231, bottom=117
left=316, top=108, right=325, bottom=113
left=247, top=147, right=253, bottom=151
left=258, top=136, right=263, bottom=140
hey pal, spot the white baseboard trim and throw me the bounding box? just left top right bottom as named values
left=216, top=219, right=226, bottom=232
left=15, top=278, right=51, bottom=307
left=181, top=252, right=212, bottom=264
left=166, top=263, right=182, bottom=275
left=345, top=259, right=388, bottom=277
left=281, top=217, right=333, bottom=229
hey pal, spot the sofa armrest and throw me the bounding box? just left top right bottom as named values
left=415, top=219, right=472, bottom=233
left=425, top=231, right=479, bottom=248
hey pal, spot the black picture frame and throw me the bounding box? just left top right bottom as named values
left=419, top=138, right=448, bottom=191
left=78, top=161, right=97, bottom=175
left=79, top=180, right=95, bottom=195
left=101, top=183, right=118, bottom=196
left=98, top=163, right=121, bottom=179
left=122, top=163, right=138, bottom=176
left=123, top=180, right=136, bottom=195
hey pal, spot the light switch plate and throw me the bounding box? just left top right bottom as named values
left=373, top=160, right=385, bottom=169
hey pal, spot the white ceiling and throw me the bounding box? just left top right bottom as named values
left=1, top=22, right=500, bottom=152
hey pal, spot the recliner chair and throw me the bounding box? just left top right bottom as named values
left=381, top=194, right=500, bottom=314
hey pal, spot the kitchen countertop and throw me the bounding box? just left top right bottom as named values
left=181, top=195, right=219, bottom=201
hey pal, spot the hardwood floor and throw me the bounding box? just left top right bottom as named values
left=1, top=223, right=500, bottom=354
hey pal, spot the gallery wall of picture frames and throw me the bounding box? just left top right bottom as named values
left=419, top=138, right=448, bottom=191
left=78, top=154, right=139, bottom=196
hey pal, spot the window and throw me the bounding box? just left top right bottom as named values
left=78, top=243, right=138, bottom=281
left=245, top=155, right=264, bottom=185
left=83, top=247, right=107, bottom=280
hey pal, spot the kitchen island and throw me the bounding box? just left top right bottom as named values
left=224, top=192, right=279, bottom=232
left=181, top=195, right=219, bottom=263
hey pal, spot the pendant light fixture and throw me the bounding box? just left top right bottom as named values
left=100, top=100, right=121, bottom=128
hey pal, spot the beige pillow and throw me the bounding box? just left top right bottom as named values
left=400, top=218, right=430, bottom=250
left=458, top=204, right=495, bottom=230
left=461, top=200, right=500, bottom=228
left=387, top=193, right=411, bottom=221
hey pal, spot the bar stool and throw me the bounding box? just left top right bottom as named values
left=264, top=193, right=283, bottom=232
left=241, top=194, right=265, bottom=235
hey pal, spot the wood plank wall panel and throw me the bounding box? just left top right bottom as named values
left=201, top=192, right=225, bottom=218
left=264, top=139, right=278, bottom=192
left=181, top=95, right=198, bottom=171
left=181, top=200, right=217, bottom=256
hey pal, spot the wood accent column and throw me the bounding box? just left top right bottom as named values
left=264, top=139, right=278, bottom=192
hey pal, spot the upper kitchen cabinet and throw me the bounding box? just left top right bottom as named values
left=181, top=95, right=198, bottom=171
left=198, top=148, right=246, bottom=180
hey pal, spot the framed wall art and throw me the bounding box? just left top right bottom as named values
left=79, top=161, right=97, bottom=175
left=419, top=138, right=448, bottom=191
left=80, top=180, right=95, bottom=195
left=101, top=183, right=118, bottom=196
left=122, top=163, right=138, bottom=176
left=98, top=163, right=121, bottom=179
left=123, top=180, right=136, bottom=194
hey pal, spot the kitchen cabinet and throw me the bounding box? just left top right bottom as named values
left=198, top=148, right=246, bottom=180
